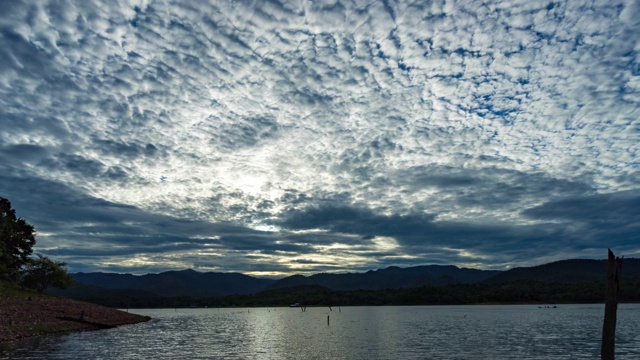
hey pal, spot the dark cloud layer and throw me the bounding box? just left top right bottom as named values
left=0, top=0, right=638, bottom=275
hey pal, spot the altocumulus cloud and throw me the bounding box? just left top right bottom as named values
left=0, top=0, right=638, bottom=275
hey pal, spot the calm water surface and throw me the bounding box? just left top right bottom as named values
left=2, top=304, right=640, bottom=359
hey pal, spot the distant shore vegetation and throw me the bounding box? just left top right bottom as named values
left=51, top=279, right=640, bottom=309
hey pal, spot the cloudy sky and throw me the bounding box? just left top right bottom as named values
left=1, top=0, right=638, bottom=277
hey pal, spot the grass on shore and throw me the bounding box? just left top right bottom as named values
left=0, top=280, right=35, bottom=297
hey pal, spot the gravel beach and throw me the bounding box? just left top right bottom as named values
left=0, top=293, right=150, bottom=343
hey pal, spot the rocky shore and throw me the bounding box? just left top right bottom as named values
left=0, top=292, right=150, bottom=343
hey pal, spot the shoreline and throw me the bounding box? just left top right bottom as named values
left=0, top=293, right=150, bottom=343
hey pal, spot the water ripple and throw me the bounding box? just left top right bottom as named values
left=2, top=304, right=639, bottom=359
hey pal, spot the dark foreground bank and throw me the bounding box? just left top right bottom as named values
left=0, top=292, right=150, bottom=343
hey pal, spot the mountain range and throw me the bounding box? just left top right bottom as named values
left=61, top=258, right=640, bottom=300
left=71, top=269, right=274, bottom=298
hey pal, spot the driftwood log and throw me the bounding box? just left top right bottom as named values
left=601, top=249, right=622, bottom=360
left=56, top=315, right=116, bottom=329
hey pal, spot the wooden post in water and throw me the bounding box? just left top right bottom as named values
left=601, top=248, right=622, bottom=360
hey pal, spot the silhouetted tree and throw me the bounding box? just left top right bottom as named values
left=0, top=197, right=36, bottom=281
left=0, top=246, right=6, bottom=278
left=21, top=254, right=73, bottom=293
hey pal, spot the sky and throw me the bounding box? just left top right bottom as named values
left=0, top=0, right=639, bottom=277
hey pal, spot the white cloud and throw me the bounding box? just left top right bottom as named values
left=1, top=0, right=638, bottom=273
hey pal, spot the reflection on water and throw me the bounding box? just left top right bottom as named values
left=2, top=304, right=640, bottom=359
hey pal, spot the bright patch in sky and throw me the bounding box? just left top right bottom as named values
left=0, top=0, right=638, bottom=275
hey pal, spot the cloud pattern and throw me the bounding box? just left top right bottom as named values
left=0, top=0, right=638, bottom=275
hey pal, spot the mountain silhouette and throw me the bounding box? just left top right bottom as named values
left=266, top=265, right=499, bottom=291
left=483, top=258, right=640, bottom=284
left=71, top=269, right=275, bottom=297
left=63, top=258, right=640, bottom=301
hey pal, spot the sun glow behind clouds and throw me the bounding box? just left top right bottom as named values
left=371, top=236, right=400, bottom=252
left=251, top=224, right=281, bottom=232
left=101, top=256, right=188, bottom=271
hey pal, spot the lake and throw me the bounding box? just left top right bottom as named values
left=2, top=304, right=640, bottom=359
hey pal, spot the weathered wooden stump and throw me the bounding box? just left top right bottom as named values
left=601, top=249, right=622, bottom=360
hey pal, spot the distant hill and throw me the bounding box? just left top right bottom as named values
left=484, top=259, right=640, bottom=284
left=70, top=269, right=275, bottom=298
left=57, top=258, right=640, bottom=307
left=267, top=265, right=500, bottom=291
left=48, top=282, right=169, bottom=308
